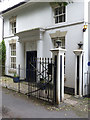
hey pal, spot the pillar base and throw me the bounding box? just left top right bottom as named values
left=74, top=95, right=83, bottom=99
left=55, top=102, right=66, bottom=108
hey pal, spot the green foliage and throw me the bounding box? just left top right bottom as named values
left=0, top=43, right=2, bottom=63
left=54, top=2, right=68, bottom=6
left=54, top=1, right=73, bottom=7
left=0, top=40, right=6, bottom=75
left=59, top=2, right=68, bottom=6
left=14, top=73, right=19, bottom=77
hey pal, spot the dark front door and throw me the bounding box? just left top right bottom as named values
left=26, top=51, right=37, bottom=82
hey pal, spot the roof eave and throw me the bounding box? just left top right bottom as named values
left=0, top=1, right=29, bottom=15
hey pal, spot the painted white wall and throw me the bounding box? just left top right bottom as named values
left=0, top=18, right=2, bottom=42
left=4, top=36, right=18, bottom=76
left=43, top=24, right=84, bottom=88
left=4, top=36, right=25, bottom=79
left=2, top=1, right=89, bottom=91
left=16, top=41, right=25, bottom=79
left=17, top=3, right=53, bottom=32
left=81, top=0, right=89, bottom=95
left=3, top=2, right=84, bottom=37
left=88, top=1, right=90, bottom=73
left=3, top=18, right=10, bottom=37
left=66, top=2, right=84, bottom=23
left=4, top=38, right=10, bottom=75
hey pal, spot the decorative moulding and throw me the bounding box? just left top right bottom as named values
left=9, top=39, right=16, bottom=44
left=50, top=31, right=67, bottom=38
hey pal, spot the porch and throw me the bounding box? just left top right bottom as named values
left=15, top=28, right=45, bottom=80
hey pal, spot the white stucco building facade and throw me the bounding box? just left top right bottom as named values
left=0, top=0, right=90, bottom=96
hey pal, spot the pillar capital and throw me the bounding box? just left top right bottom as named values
left=50, top=47, right=66, bottom=55
left=73, top=49, right=84, bottom=56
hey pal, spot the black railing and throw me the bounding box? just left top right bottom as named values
left=0, top=58, right=55, bottom=104
left=27, top=58, right=54, bottom=103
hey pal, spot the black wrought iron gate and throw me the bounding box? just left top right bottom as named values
left=26, top=57, right=55, bottom=103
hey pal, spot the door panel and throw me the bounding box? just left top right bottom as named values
left=26, top=51, right=37, bottom=82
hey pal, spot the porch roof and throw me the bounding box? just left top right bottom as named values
left=15, top=28, right=45, bottom=42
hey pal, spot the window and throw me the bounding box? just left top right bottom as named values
left=10, top=16, right=16, bottom=34
left=11, top=21, right=16, bottom=34
left=54, top=3, right=66, bottom=23
left=10, top=44, right=16, bottom=69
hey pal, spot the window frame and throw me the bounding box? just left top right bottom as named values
left=10, top=43, right=16, bottom=69
left=10, top=21, right=16, bottom=34
left=54, top=3, right=66, bottom=24
left=9, top=16, right=16, bottom=35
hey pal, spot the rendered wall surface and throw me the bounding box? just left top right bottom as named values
left=3, top=2, right=89, bottom=91
left=43, top=24, right=84, bottom=88
left=3, top=2, right=84, bottom=37
left=0, top=18, right=2, bottom=42
left=88, top=1, right=90, bottom=72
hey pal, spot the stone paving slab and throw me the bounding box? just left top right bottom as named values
left=64, top=94, right=71, bottom=99
left=64, top=99, right=78, bottom=106
left=0, top=77, right=28, bottom=94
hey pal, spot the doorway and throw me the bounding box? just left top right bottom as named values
left=26, top=51, right=37, bottom=82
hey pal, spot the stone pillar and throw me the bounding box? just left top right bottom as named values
left=37, top=40, right=43, bottom=58
left=37, top=29, right=44, bottom=58
left=73, top=42, right=84, bottom=97
left=50, top=40, right=66, bottom=104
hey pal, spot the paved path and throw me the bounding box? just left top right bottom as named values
left=2, top=87, right=88, bottom=118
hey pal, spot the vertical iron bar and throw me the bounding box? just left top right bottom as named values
left=35, top=58, right=37, bottom=98
left=33, top=57, right=34, bottom=96
left=42, top=58, right=44, bottom=99
left=30, top=64, right=32, bottom=97
left=28, top=64, right=30, bottom=97
left=48, top=58, right=49, bottom=102
left=35, top=57, right=36, bottom=98
left=45, top=58, right=46, bottom=99
left=39, top=57, right=41, bottom=98
left=51, top=58, right=53, bottom=102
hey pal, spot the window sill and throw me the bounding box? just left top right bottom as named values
left=8, top=34, right=15, bottom=37
left=54, top=21, right=66, bottom=26
left=53, top=21, right=67, bottom=28
left=8, top=69, right=16, bottom=74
